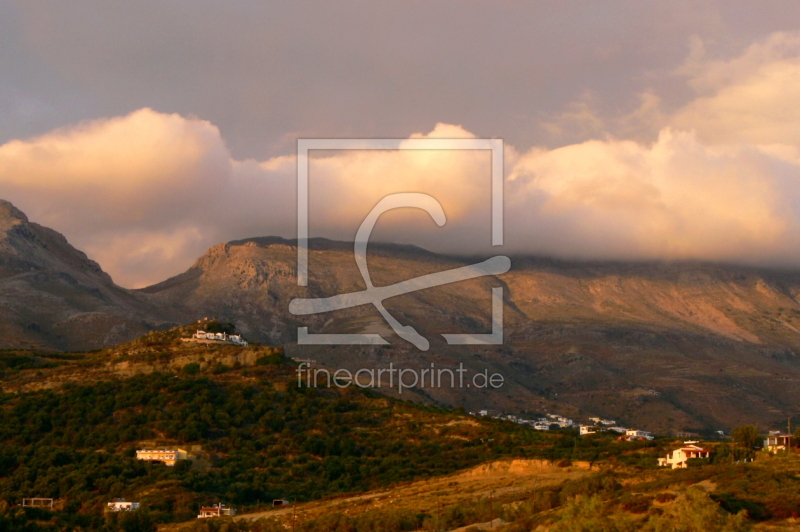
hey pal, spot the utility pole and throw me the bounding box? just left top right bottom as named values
left=489, top=491, right=494, bottom=529
left=292, top=499, right=297, bottom=532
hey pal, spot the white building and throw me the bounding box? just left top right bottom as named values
left=625, top=429, right=654, bottom=440
left=533, top=421, right=550, bottom=431
left=107, top=499, right=140, bottom=512
left=229, top=334, right=247, bottom=346
left=135, top=449, right=188, bottom=466
left=191, top=330, right=248, bottom=347
left=198, top=503, right=236, bottom=519
left=763, top=434, right=791, bottom=452
left=657, top=443, right=710, bottom=469
left=579, top=425, right=597, bottom=436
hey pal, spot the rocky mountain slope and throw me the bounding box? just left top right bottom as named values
left=142, top=236, right=800, bottom=434
left=0, top=200, right=176, bottom=350
left=6, top=199, right=800, bottom=432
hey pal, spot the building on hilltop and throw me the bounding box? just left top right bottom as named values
left=198, top=503, right=236, bottom=518
left=657, top=443, right=710, bottom=469
left=185, top=330, right=249, bottom=346
left=135, top=449, right=189, bottom=466
left=107, top=499, right=140, bottom=512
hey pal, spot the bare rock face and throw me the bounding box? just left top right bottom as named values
left=0, top=200, right=175, bottom=350
left=142, top=235, right=800, bottom=433
left=7, top=196, right=800, bottom=432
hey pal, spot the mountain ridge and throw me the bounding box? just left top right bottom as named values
left=6, top=200, right=800, bottom=431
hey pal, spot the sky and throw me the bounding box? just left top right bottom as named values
left=2, top=1, right=800, bottom=287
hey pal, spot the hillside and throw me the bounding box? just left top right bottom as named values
left=141, top=237, right=800, bottom=434
left=3, top=326, right=800, bottom=531
left=0, top=327, right=609, bottom=531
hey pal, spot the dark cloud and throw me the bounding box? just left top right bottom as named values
left=4, top=1, right=800, bottom=159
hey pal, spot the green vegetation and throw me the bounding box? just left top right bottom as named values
left=732, top=425, right=761, bottom=451
left=0, top=368, right=551, bottom=528
left=0, top=351, right=79, bottom=374
left=1, top=325, right=799, bottom=531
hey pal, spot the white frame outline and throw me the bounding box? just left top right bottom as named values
left=296, top=138, right=504, bottom=347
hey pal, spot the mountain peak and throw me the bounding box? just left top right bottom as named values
left=0, top=200, right=28, bottom=223
left=0, top=200, right=29, bottom=233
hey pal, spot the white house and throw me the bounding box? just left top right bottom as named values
left=533, top=421, right=550, bottom=431
left=229, top=334, right=247, bottom=346
left=657, top=443, right=711, bottom=469
left=763, top=434, right=792, bottom=452
left=191, top=330, right=248, bottom=347
left=198, top=503, right=236, bottom=518
left=579, top=425, right=597, bottom=436
left=107, top=499, right=140, bottom=512
left=625, top=429, right=654, bottom=440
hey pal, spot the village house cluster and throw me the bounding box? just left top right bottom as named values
left=105, top=499, right=236, bottom=519
left=470, top=410, right=577, bottom=430
left=579, top=425, right=654, bottom=441
left=183, top=330, right=249, bottom=346
left=470, top=410, right=653, bottom=440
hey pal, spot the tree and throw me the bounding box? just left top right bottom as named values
left=732, top=425, right=761, bottom=450
left=793, top=427, right=800, bottom=447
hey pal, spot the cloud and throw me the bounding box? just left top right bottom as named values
left=2, top=32, right=800, bottom=287
left=507, top=129, right=800, bottom=264
left=0, top=108, right=296, bottom=287
left=672, top=32, right=800, bottom=145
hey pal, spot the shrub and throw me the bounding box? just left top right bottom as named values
left=256, top=353, right=285, bottom=366
left=654, top=493, right=677, bottom=503
left=183, top=363, right=201, bottom=375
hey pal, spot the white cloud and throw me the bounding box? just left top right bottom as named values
left=1, top=32, right=800, bottom=286
left=0, top=108, right=296, bottom=287
left=507, top=129, right=800, bottom=264
left=672, top=31, right=800, bottom=145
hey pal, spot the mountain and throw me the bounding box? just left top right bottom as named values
left=6, top=199, right=800, bottom=432
left=142, top=236, right=800, bottom=434
left=0, top=200, right=175, bottom=350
